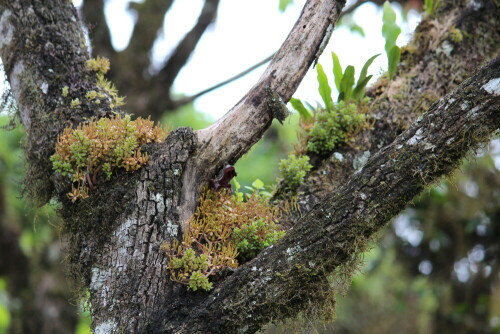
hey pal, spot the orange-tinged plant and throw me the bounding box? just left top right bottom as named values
left=163, top=189, right=284, bottom=291
left=51, top=114, right=168, bottom=201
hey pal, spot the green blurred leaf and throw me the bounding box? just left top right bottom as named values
left=353, top=53, right=380, bottom=98
left=289, top=98, right=312, bottom=119
left=382, top=1, right=401, bottom=81
left=388, top=45, right=401, bottom=79
left=353, top=75, right=373, bottom=100
left=316, top=63, right=333, bottom=110
left=0, top=304, right=10, bottom=334
left=382, top=1, right=401, bottom=54
left=358, top=53, right=380, bottom=84
left=279, top=0, right=293, bottom=12
left=338, top=65, right=355, bottom=102
left=331, top=52, right=343, bottom=91
left=232, top=177, right=241, bottom=192
left=252, top=178, right=264, bottom=190
left=424, top=0, right=440, bottom=14
left=75, top=310, right=91, bottom=334
left=349, top=23, right=365, bottom=37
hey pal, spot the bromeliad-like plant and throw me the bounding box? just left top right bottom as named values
left=51, top=114, right=168, bottom=201
left=289, top=51, right=373, bottom=156
left=163, top=187, right=284, bottom=291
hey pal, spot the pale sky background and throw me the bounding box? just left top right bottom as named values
left=75, top=0, right=421, bottom=119
left=0, top=0, right=421, bottom=119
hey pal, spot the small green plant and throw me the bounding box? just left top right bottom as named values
left=278, top=154, right=312, bottom=192
left=232, top=219, right=285, bottom=262
left=163, top=189, right=284, bottom=291
left=290, top=52, right=372, bottom=158
left=448, top=27, right=463, bottom=43
left=382, top=1, right=401, bottom=80
left=330, top=52, right=380, bottom=102
left=307, top=101, right=367, bottom=155
left=51, top=114, right=168, bottom=201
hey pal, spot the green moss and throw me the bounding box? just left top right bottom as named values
left=232, top=219, right=285, bottom=262
left=278, top=154, right=312, bottom=193
left=307, top=101, right=367, bottom=155
left=70, top=98, right=81, bottom=107
left=62, top=86, right=69, bottom=97
left=163, top=190, right=284, bottom=291
left=86, top=56, right=110, bottom=74
left=449, top=27, right=463, bottom=44
left=188, top=271, right=213, bottom=291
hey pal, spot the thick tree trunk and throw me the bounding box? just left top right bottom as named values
left=0, top=0, right=498, bottom=333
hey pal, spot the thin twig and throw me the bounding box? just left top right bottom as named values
left=171, top=54, right=274, bottom=108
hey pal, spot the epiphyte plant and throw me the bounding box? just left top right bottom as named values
left=382, top=1, right=401, bottom=80
left=51, top=114, right=168, bottom=201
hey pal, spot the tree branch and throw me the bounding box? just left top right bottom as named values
left=166, top=57, right=500, bottom=334
left=143, top=0, right=221, bottom=120
left=169, top=53, right=274, bottom=109
left=178, top=0, right=346, bottom=224
left=0, top=1, right=108, bottom=205
left=276, top=0, right=499, bottom=215
left=81, top=0, right=115, bottom=61
left=125, top=0, right=174, bottom=75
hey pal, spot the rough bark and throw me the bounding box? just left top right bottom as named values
left=157, top=57, right=499, bottom=334
left=0, top=0, right=499, bottom=334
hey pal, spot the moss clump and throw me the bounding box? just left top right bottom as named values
left=278, top=154, right=312, bottom=193
left=307, top=101, right=367, bottom=155
left=70, top=98, right=80, bottom=107
left=86, top=56, right=110, bottom=74
left=163, top=189, right=284, bottom=291
left=51, top=114, right=168, bottom=201
left=232, top=218, right=285, bottom=262
left=61, top=86, right=69, bottom=97
left=448, top=27, right=463, bottom=44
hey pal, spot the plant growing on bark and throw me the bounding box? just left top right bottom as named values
left=50, top=114, right=168, bottom=201
left=163, top=189, right=283, bottom=291
left=277, top=154, right=313, bottom=193
left=306, top=101, right=368, bottom=155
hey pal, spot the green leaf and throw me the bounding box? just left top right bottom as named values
left=388, top=45, right=401, bottom=79
left=290, top=98, right=312, bottom=119
left=349, top=23, right=365, bottom=37
left=232, top=177, right=241, bottom=192
left=252, top=178, right=265, bottom=190
left=279, top=0, right=293, bottom=12
left=358, top=54, right=380, bottom=85
left=382, top=1, right=401, bottom=56
left=331, top=52, right=343, bottom=91
left=338, top=65, right=355, bottom=102
left=316, top=63, right=333, bottom=110
left=353, top=54, right=380, bottom=99
left=353, top=75, right=373, bottom=100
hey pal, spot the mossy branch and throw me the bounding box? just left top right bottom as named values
left=164, top=58, right=500, bottom=334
